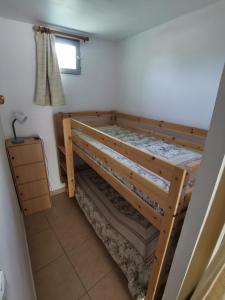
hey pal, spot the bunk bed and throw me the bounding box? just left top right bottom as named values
left=54, top=111, right=207, bottom=300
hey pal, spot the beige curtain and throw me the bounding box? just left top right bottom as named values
left=191, top=234, right=225, bottom=300
left=34, top=31, right=65, bottom=106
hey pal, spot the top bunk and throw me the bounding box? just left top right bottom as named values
left=55, top=111, right=207, bottom=226
left=73, top=123, right=203, bottom=170
left=56, top=110, right=207, bottom=153
left=65, top=110, right=207, bottom=169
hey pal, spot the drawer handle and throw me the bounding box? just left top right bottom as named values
left=20, top=192, right=23, bottom=196
left=16, top=175, right=19, bottom=179
left=11, top=156, right=15, bottom=160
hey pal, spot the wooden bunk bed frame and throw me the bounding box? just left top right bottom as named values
left=54, top=110, right=207, bottom=300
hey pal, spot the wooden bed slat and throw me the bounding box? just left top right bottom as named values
left=64, top=110, right=114, bottom=118
left=72, top=119, right=177, bottom=181
left=73, top=144, right=163, bottom=229
left=73, top=132, right=169, bottom=210
left=116, top=112, right=208, bottom=138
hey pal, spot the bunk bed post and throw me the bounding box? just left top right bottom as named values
left=111, top=110, right=117, bottom=124
left=146, top=166, right=187, bottom=300
left=54, top=113, right=66, bottom=183
left=63, top=118, right=75, bottom=198
left=54, top=112, right=64, bottom=147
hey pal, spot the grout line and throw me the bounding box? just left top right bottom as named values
left=26, top=213, right=65, bottom=274
left=25, top=226, right=50, bottom=242
left=25, top=211, right=53, bottom=241
left=86, top=268, right=113, bottom=293
left=26, top=196, right=117, bottom=300
left=24, top=199, right=88, bottom=296
left=33, top=253, right=65, bottom=274
left=46, top=214, right=89, bottom=296
left=78, top=293, right=91, bottom=300
left=45, top=202, right=115, bottom=296
left=45, top=211, right=94, bottom=255
left=65, top=234, right=96, bottom=255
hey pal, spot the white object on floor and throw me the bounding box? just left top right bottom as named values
left=0, top=270, right=5, bottom=300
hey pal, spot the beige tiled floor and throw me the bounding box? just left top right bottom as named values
left=24, top=193, right=132, bottom=300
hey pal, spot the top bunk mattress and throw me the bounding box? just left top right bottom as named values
left=73, top=125, right=202, bottom=213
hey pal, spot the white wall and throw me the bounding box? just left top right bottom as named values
left=0, top=17, right=116, bottom=191
left=116, top=0, right=225, bottom=129
left=163, top=63, right=225, bottom=300
left=0, top=115, right=36, bottom=300
left=1, top=2, right=225, bottom=192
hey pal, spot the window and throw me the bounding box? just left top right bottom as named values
left=55, top=36, right=81, bottom=75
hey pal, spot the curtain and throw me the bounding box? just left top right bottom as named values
left=34, top=31, right=65, bottom=106
left=191, top=234, right=225, bottom=300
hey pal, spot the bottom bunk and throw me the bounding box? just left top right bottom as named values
left=75, top=167, right=180, bottom=299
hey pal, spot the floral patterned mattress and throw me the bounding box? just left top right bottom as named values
left=76, top=168, right=159, bottom=299
left=73, top=125, right=202, bottom=214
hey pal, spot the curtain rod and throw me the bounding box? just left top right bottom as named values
left=33, top=25, right=89, bottom=42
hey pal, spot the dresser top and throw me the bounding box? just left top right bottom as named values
left=5, top=136, right=41, bottom=148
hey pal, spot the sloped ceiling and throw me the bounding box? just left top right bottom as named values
left=0, top=0, right=221, bottom=40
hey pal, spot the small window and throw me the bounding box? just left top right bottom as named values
left=55, top=36, right=81, bottom=75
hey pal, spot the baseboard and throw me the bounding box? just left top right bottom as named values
left=50, top=186, right=66, bottom=196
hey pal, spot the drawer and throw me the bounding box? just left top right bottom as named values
left=14, top=162, right=46, bottom=184
left=18, top=179, right=49, bottom=201
left=8, top=143, right=43, bottom=167
left=22, top=195, right=51, bottom=216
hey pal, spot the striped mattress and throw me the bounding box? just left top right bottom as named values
left=73, top=125, right=202, bottom=214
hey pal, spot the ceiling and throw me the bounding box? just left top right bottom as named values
left=0, top=0, right=221, bottom=40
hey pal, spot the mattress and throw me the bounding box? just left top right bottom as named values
left=73, top=125, right=202, bottom=214
left=76, top=168, right=159, bottom=299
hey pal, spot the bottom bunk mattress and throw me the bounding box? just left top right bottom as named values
left=75, top=168, right=160, bottom=299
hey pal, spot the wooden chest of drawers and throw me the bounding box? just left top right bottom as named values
left=6, top=137, right=51, bottom=215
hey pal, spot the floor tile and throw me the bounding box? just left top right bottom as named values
left=28, top=229, right=63, bottom=272
left=24, top=213, right=49, bottom=238
left=45, top=194, right=81, bottom=226
left=52, top=207, right=94, bottom=252
left=88, top=268, right=132, bottom=300
left=79, top=294, right=91, bottom=300
left=53, top=193, right=77, bottom=211
left=68, top=236, right=114, bottom=290
left=25, top=192, right=134, bottom=300
left=34, top=255, right=85, bottom=300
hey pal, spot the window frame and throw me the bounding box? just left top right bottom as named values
left=55, top=36, right=81, bottom=75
